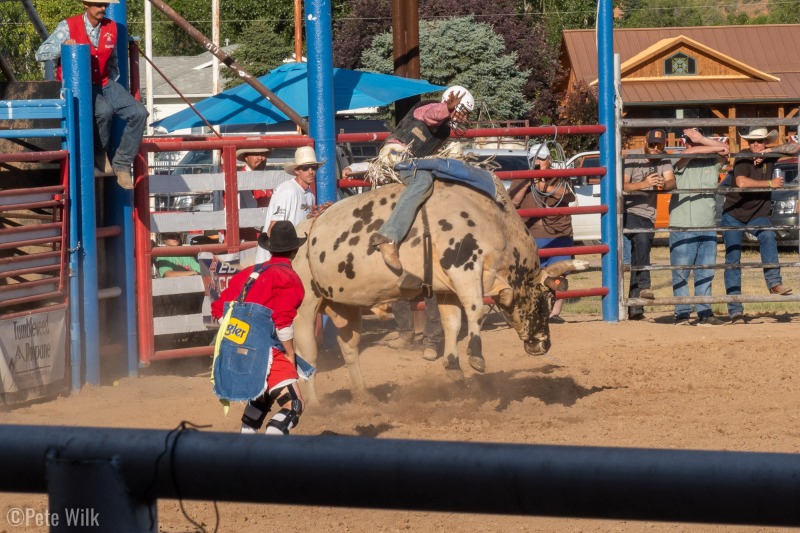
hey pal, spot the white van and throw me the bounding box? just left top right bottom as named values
left=567, top=151, right=602, bottom=243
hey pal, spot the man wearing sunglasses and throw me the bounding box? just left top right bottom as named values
left=255, top=146, right=323, bottom=263
left=35, top=0, right=148, bottom=190
left=623, top=128, right=675, bottom=320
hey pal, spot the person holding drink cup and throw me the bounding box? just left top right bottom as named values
left=623, top=128, right=675, bottom=320
left=722, top=126, right=792, bottom=324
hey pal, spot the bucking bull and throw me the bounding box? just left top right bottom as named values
left=292, top=171, right=587, bottom=404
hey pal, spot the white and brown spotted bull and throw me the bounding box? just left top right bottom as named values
left=292, top=176, right=588, bottom=404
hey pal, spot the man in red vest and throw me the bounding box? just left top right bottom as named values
left=35, top=0, right=148, bottom=190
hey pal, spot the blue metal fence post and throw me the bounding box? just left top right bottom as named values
left=62, top=44, right=101, bottom=386
left=305, top=0, right=337, bottom=204
left=62, top=85, right=82, bottom=393
left=598, top=0, right=619, bottom=322
left=108, top=0, right=139, bottom=376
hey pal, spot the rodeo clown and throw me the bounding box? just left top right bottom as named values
left=211, top=221, right=306, bottom=435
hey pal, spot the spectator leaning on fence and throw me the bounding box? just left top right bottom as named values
left=669, top=128, right=728, bottom=326
left=623, top=128, right=675, bottom=321
left=35, top=0, right=148, bottom=190
left=508, top=144, right=575, bottom=324
left=722, top=126, right=793, bottom=324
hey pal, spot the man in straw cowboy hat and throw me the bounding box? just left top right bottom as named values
left=35, top=0, right=148, bottom=190
left=236, top=138, right=272, bottom=216
left=722, top=126, right=792, bottom=324
left=211, top=221, right=307, bottom=434
left=255, top=146, right=329, bottom=263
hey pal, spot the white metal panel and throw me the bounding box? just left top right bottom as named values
left=151, top=275, right=205, bottom=296
left=148, top=173, right=223, bottom=193
left=240, top=207, right=269, bottom=229
left=237, top=171, right=292, bottom=191
left=153, top=313, right=209, bottom=335
left=151, top=211, right=224, bottom=232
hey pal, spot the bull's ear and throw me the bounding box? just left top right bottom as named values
left=543, top=275, right=568, bottom=292
left=495, top=288, right=513, bottom=307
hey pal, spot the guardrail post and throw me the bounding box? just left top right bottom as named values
left=63, top=44, right=102, bottom=386
left=47, top=453, right=156, bottom=532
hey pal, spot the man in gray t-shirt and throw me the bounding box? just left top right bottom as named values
left=623, top=128, right=675, bottom=320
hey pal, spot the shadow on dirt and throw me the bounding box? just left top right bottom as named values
left=474, top=372, right=617, bottom=410
left=321, top=366, right=618, bottom=413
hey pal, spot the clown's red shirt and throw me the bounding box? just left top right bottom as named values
left=211, top=257, right=304, bottom=330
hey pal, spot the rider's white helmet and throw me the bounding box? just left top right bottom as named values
left=441, top=86, right=475, bottom=113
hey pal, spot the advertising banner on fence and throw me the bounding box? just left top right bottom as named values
left=0, top=308, right=67, bottom=405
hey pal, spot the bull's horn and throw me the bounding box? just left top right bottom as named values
left=543, top=259, right=590, bottom=278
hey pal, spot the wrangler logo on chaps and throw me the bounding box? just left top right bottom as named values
left=223, top=318, right=250, bottom=344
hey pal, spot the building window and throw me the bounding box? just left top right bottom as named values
left=664, top=53, right=696, bottom=76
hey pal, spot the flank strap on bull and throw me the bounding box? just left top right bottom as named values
left=420, top=207, right=434, bottom=299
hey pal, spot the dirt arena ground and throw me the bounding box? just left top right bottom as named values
left=2, top=310, right=799, bottom=532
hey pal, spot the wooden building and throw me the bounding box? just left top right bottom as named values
left=559, top=25, right=800, bottom=150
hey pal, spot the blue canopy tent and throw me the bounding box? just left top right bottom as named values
left=151, top=62, right=446, bottom=132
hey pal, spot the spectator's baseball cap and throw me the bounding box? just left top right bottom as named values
left=646, top=129, right=666, bottom=145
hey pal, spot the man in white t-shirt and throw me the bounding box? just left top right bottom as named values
left=255, top=146, right=322, bottom=263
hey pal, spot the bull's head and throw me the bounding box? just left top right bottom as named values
left=494, top=259, right=589, bottom=355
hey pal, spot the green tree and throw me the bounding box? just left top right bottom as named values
left=538, top=0, right=599, bottom=48
left=618, top=0, right=740, bottom=28
left=361, top=16, right=531, bottom=123
left=221, top=21, right=293, bottom=89
left=556, top=80, right=599, bottom=153
left=761, top=0, right=800, bottom=23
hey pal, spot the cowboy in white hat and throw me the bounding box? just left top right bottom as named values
left=721, top=125, right=792, bottom=324
left=255, top=146, right=326, bottom=263
left=35, top=0, right=148, bottom=190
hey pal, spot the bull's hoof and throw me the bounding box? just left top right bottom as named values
left=468, top=355, right=486, bottom=373
left=352, top=389, right=372, bottom=404
left=442, top=354, right=464, bottom=382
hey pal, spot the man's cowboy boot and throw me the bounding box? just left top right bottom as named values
left=386, top=330, right=414, bottom=350
left=369, top=233, right=402, bottom=271
left=114, top=167, right=134, bottom=190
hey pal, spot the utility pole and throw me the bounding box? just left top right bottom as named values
left=391, top=0, right=420, bottom=124
left=144, top=0, right=154, bottom=135
left=212, top=0, right=220, bottom=95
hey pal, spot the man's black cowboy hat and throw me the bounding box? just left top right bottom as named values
left=257, top=221, right=307, bottom=253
